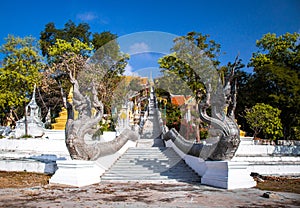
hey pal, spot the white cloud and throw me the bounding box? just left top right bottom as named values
left=129, top=42, right=150, bottom=54
left=99, top=17, right=109, bottom=25
left=124, top=63, right=140, bottom=76
left=76, top=12, right=98, bottom=21
left=124, top=63, right=135, bottom=76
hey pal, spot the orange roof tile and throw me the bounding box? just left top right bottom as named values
left=171, top=95, right=186, bottom=106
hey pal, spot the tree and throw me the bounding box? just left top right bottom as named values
left=0, top=35, right=44, bottom=123
left=40, top=20, right=91, bottom=58
left=158, top=32, right=241, bottom=160
left=158, top=32, right=221, bottom=94
left=46, top=32, right=129, bottom=116
left=249, top=32, right=299, bottom=71
left=89, top=34, right=129, bottom=114
left=36, top=39, right=92, bottom=122
left=48, top=38, right=93, bottom=57
left=40, top=19, right=129, bottom=117
left=244, top=103, right=283, bottom=140
left=52, top=38, right=135, bottom=160
left=37, top=69, right=63, bottom=121
left=154, top=71, right=193, bottom=96
left=47, top=38, right=93, bottom=110
left=38, top=20, right=93, bottom=119
left=157, top=32, right=224, bottom=141
left=248, top=32, right=300, bottom=139
left=92, top=31, right=117, bottom=50
left=166, top=101, right=181, bottom=131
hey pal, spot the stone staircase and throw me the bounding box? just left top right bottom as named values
left=101, top=147, right=201, bottom=183
left=101, top=88, right=200, bottom=183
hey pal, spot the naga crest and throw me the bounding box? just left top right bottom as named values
left=163, top=40, right=241, bottom=161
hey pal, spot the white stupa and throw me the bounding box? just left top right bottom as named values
left=15, top=85, right=45, bottom=138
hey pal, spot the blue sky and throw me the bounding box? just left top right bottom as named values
left=0, top=0, right=299, bottom=74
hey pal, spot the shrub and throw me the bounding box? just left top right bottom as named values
left=245, top=103, right=283, bottom=140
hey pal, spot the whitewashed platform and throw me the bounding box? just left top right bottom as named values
left=0, top=130, right=69, bottom=174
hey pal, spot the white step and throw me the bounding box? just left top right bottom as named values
left=101, top=147, right=201, bottom=183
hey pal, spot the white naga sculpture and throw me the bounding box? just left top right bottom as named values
left=64, top=71, right=138, bottom=160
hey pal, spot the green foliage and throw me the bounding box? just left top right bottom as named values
left=90, top=36, right=129, bottom=114
left=39, top=20, right=92, bottom=118
left=173, top=31, right=221, bottom=66
left=47, top=43, right=88, bottom=106
left=42, top=21, right=129, bottom=117
left=165, top=102, right=181, bottom=131
left=158, top=32, right=221, bottom=94
left=48, top=38, right=93, bottom=58
left=245, top=103, right=283, bottom=140
left=200, top=128, right=208, bottom=139
left=100, top=116, right=116, bottom=131
left=154, top=70, right=195, bottom=96
left=21, top=134, right=33, bottom=139
left=128, top=77, right=142, bottom=91
left=247, top=32, right=300, bottom=139
left=0, top=35, right=44, bottom=118
left=40, top=20, right=91, bottom=58
left=92, top=116, right=116, bottom=140
left=157, top=31, right=225, bottom=137
left=249, top=32, right=299, bottom=70
left=291, top=126, right=300, bottom=140
left=92, top=31, right=117, bottom=50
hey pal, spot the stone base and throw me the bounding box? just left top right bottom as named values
left=0, top=158, right=57, bottom=174
left=201, top=161, right=256, bottom=189
left=49, top=160, right=105, bottom=187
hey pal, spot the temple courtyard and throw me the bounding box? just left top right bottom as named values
left=0, top=171, right=299, bottom=208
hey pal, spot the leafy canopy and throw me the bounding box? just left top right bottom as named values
left=158, top=32, right=221, bottom=94
left=45, top=27, right=129, bottom=115
left=40, top=20, right=91, bottom=58
left=249, top=32, right=299, bottom=71
left=245, top=103, right=283, bottom=140
left=248, top=32, right=300, bottom=139
left=48, top=38, right=93, bottom=57
left=0, top=35, right=44, bottom=117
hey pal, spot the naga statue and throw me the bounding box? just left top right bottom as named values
left=164, top=64, right=240, bottom=161
left=63, top=69, right=138, bottom=161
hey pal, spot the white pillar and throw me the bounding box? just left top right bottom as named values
left=201, top=161, right=256, bottom=189
left=49, top=160, right=105, bottom=187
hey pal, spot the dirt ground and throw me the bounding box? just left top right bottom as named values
left=1, top=171, right=299, bottom=194
left=0, top=171, right=299, bottom=208
left=0, top=171, right=51, bottom=188
left=255, top=175, right=300, bottom=194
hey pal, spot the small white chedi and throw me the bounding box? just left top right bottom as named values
left=15, top=85, right=45, bottom=138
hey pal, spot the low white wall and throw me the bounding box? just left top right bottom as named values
left=0, top=137, right=69, bottom=157
left=0, top=158, right=57, bottom=174
left=0, top=131, right=69, bottom=174
left=0, top=129, right=137, bottom=174
left=165, top=136, right=300, bottom=177
left=43, top=130, right=65, bottom=140
left=234, top=143, right=300, bottom=156
left=233, top=137, right=300, bottom=175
